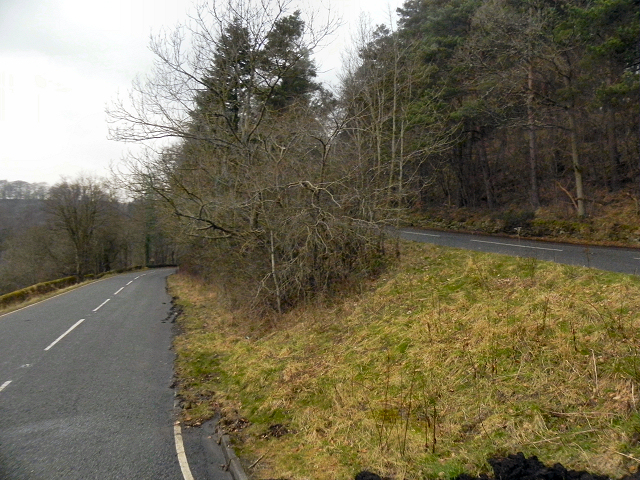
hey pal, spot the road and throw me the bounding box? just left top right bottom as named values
left=397, top=227, right=640, bottom=275
left=0, top=268, right=230, bottom=480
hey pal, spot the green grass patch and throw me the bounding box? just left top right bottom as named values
left=170, top=242, right=640, bottom=480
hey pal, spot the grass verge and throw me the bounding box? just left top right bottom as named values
left=170, top=241, right=640, bottom=480
left=0, top=266, right=148, bottom=316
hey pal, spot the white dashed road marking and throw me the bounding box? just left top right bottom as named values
left=44, top=319, right=85, bottom=351
left=93, top=299, right=110, bottom=312
left=0, top=380, right=11, bottom=392
left=401, top=230, right=441, bottom=237
left=114, top=287, right=124, bottom=295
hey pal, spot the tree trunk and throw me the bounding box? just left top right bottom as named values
left=567, top=109, right=585, bottom=217
left=476, top=130, right=494, bottom=209
left=269, top=230, right=282, bottom=314
left=604, top=103, right=620, bottom=192
left=527, top=61, right=540, bottom=208
left=455, top=144, right=466, bottom=208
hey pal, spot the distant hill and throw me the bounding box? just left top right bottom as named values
left=0, top=180, right=48, bottom=200
left=0, top=199, right=49, bottom=242
left=0, top=180, right=50, bottom=244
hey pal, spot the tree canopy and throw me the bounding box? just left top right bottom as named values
left=107, top=0, right=639, bottom=314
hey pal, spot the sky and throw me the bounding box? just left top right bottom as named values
left=0, top=0, right=405, bottom=185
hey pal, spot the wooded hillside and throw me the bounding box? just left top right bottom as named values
left=106, top=0, right=638, bottom=315
left=344, top=0, right=639, bottom=216
left=0, top=179, right=176, bottom=295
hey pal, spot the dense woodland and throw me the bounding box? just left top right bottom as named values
left=107, top=0, right=638, bottom=313
left=2, top=0, right=638, bottom=310
left=0, top=179, right=176, bottom=296
left=342, top=0, right=639, bottom=217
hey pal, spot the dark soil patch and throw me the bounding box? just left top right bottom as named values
left=261, top=423, right=291, bottom=439
left=356, top=472, right=389, bottom=480
left=356, top=453, right=640, bottom=480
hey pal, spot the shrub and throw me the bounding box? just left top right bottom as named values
left=0, top=275, right=78, bottom=310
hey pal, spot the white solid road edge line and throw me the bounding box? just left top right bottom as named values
left=401, top=230, right=441, bottom=237
left=0, top=380, right=11, bottom=392
left=470, top=239, right=563, bottom=252
left=44, top=319, right=85, bottom=351
left=174, top=422, right=195, bottom=480
left=93, top=299, right=110, bottom=312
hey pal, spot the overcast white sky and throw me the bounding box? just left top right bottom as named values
left=0, top=0, right=404, bottom=185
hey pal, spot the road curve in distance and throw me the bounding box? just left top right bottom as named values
left=396, top=227, right=640, bottom=275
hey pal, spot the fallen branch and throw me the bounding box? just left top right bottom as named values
left=615, top=451, right=640, bottom=463
left=249, top=453, right=266, bottom=469
left=555, top=181, right=578, bottom=212
left=528, top=429, right=596, bottom=445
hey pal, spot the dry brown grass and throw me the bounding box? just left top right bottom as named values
left=170, top=241, right=640, bottom=480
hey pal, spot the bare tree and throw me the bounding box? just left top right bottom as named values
left=108, top=0, right=390, bottom=314
left=108, top=0, right=334, bottom=146
left=48, top=177, right=108, bottom=278
left=338, top=17, right=450, bottom=219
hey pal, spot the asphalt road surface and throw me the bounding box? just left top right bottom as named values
left=0, top=268, right=230, bottom=480
left=397, top=227, right=640, bottom=275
